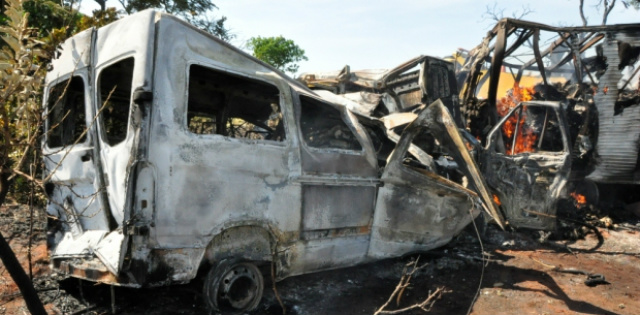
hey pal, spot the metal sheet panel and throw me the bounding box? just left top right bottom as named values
left=46, top=28, right=92, bottom=81
left=302, top=185, right=374, bottom=230
left=588, top=31, right=640, bottom=183
left=150, top=16, right=303, bottom=251
left=53, top=230, right=106, bottom=257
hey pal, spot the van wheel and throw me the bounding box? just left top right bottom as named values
left=203, top=259, right=264, bottom=314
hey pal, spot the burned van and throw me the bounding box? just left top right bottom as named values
left=43, top=10, right=499, bottom=313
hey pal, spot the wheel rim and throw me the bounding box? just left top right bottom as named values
left=219, top=264, right=260, bottom=310
left=204, top=260, right=264, bottom=313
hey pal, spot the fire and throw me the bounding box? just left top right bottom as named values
left=465, top=140, right=474, bottom=151
left=497, top=83, right=538, bottom=155
left=493, top=194, right=502, bottom=206
left=570, top=192, right=587, bottom=206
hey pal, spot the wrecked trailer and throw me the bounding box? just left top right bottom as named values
left=42, top=10, right=501, bottom=313
left=457, top=19, right=640, bottom=229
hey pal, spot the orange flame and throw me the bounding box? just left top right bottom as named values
left=570, top=192, right=587, bottom=206
left=493, top=194, right=502, bottom=206
left=465, top=141, right=474, bottom=151
left=497, top=83, right=538, bottom=155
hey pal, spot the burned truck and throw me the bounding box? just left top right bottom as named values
left=458, top=19, right=640, bottom=228
left=43, top=10, right=502, bottom=313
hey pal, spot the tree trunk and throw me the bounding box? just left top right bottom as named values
left=0, top=173, right=10, bottom=209
left=94, top=0, right=106, bottom=12
left=602, top=0, right=616, bottom=25
left=0, top=231, right=47, bottom=315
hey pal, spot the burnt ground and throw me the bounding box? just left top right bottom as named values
left=1, top=204, right=640, bottom=315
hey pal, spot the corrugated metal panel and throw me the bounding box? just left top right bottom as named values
left=588, top=31, right=640, bottom=183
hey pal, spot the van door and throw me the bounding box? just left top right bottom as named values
left=295, top=94, right=379, bottom=272
left=44, top=30, right=114, bottom=260
left=44, top=30, right=131, bottom=277
left=46, top=11, right=156, bottom=279
left=90, top=57, right=137, bottom=274
left=368, top=100, right=493, bottom=258
left=482, top=101, right=571, bottom=230
left=87, top=11, right=156, bottom=275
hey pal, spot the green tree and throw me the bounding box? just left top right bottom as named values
left=22, top=0, right=80, bottom=36
left=21, top=0, right=96, bottom=59
left=247, top=35, right=308, bottom=75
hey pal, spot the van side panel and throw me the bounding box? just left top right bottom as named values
left=146, top=17, right=303, bottom=281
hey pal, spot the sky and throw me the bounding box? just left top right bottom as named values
left=81, top=0, right=639, bottom=74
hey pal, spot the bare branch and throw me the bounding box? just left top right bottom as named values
left=481, top=2, right=534, bottom=29
left=482, top=2, right=506, bottom=23
left=512, top=4, right=534, bottom=19
left=580, top=0, right=589, bottom=26
left=373, top=257, right=449, bottom=315
left=375, top=286, right=446, bottom=315
left=9, top=169, right=42, bottom=188
left=602, top=0, right=616, bottom=25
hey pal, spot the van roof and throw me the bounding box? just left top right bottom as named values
left=50, top=9, right=317, bottom=97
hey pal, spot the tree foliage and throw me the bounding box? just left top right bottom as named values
left=19, top=0, right=119, bottom=64
left=190, top=14, right=233, bottom=41
left=624, top=0, right=640, bottom=8
left=0, top=0, right=48, bottom=312
left=23, top=0, right=80, bottom=36
left=98, top=0, right=234, bottom=40
left=77, top=7, right=120, bottom=30
left=247, top=36, right=308, bottom=75
left=0, top=0, right=46, bottom=203
left=23, top=0, right=235, bottom=42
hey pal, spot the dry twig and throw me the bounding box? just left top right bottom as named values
left=374, top=258, right=447, bottom=315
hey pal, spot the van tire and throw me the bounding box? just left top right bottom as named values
left=203, top=259, right=264, bottom=314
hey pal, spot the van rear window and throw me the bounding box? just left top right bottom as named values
left=99, top=58, right=134, bottom=146
left=46, top=76, right=87, bottom=148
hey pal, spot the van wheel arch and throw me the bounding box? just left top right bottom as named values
left=199, top=226, right=274, bottom=313
left=200, top=225, right=275, bottom=271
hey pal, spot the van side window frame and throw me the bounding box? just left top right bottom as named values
left=495, top=104, right=565, bottom=155
left=185, top=62, right=287, bottom=144
left=297, top=94, right=365, bottom=154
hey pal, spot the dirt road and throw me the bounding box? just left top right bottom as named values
left=1, top=205, right=638, bottom=315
